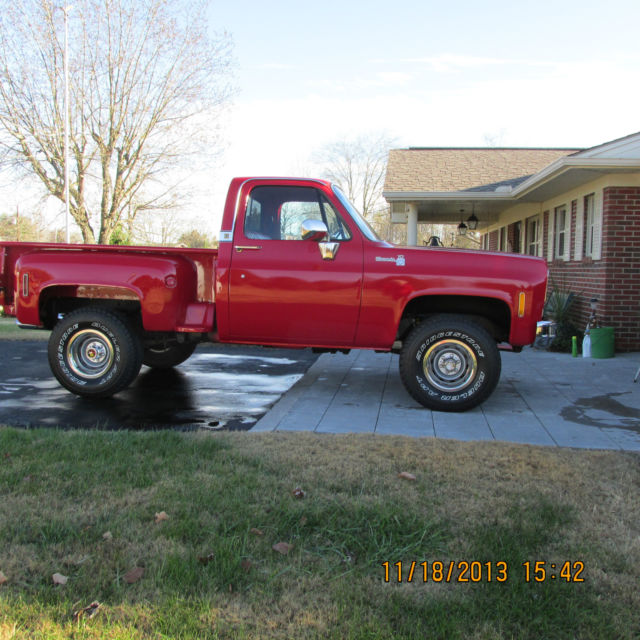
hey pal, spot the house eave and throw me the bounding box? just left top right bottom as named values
left=513, top=157, right=640, bottom=199
left=383, top=190, right=513, bottom=201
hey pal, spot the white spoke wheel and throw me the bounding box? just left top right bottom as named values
left=48, top=308, right=143, bottom=397
left=399, top=315, right=501, bottom=412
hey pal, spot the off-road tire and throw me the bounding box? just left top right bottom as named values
left=48, top=307, right=143, bottom=397
left=399, top=314, right=501, bottom=412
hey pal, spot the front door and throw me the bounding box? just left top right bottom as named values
left=228, top=183, right=363, bottom=346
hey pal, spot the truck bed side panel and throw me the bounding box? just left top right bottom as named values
left=1, top=242, right=218, bottom=332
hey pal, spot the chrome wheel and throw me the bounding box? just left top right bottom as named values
left=67, top=329, right=115, bottom=379
left=423, top=339, right=478, bottom=392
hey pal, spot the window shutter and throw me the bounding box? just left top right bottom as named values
left=592, top=191, right=603, bottom=260
left=546, top=210, right=555, bottom=262
left=574, top=198, right=584, bottom=261
left=563, top=208, right=570, bottom=262
left=536, top=216, right=542, bottom=257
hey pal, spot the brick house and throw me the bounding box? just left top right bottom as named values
left=383, top=132, right=640, bottom=351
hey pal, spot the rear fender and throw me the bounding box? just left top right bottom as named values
left=15, top=251, right=197, bottom=331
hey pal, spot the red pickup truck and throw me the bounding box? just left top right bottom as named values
left=0, top=177, right=547, bottom=412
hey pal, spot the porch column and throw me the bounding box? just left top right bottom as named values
left=407, top=203, right=418, bottom=246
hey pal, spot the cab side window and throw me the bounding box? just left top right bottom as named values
left=244, top=186, right=351, bottom=241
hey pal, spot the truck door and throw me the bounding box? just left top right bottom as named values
left=227, top=183, right=363, bottom=346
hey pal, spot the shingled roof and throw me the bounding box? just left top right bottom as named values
left=384, top=148, right=582, bottom=193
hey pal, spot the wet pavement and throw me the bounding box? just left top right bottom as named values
left=0, top=340, right=317, bottom=430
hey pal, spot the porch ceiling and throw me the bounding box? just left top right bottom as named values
left=412, top=199, right=511, bottom=229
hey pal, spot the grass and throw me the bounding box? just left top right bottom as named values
left=0, top=318, right=49, bottom=341
left=0, top=428, right=638, bottom=639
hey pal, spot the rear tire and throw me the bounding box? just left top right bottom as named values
left=399, top=315, right=501, bottom=412
left=142, top=342, right=197, bottom=369
left=48, top=308, right=143, bottom=397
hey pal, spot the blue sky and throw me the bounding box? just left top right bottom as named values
left=5, top=0, right=640, bottom=237
left=203, top=0, right=640, bottom=225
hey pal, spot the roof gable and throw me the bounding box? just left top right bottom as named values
left=384, top=148, right=581, bottom=193
left=573, top=131, right=640, bottom=159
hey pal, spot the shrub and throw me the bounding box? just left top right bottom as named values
left=544, top=280, right=581, bottom=352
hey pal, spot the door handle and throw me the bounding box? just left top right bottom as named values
left=235, top=245, right=262, bottom=252
left=318, top=242, right=340, bottom=260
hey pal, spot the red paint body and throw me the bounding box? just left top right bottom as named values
left=0, top=178, right=548, bottom=350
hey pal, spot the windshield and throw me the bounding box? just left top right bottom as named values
left=332, top=185, right=381, bottom=242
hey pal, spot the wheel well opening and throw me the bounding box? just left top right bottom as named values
left=398, top=295, right=511, bottom=343
left=40, top=289, right=142, bottom=330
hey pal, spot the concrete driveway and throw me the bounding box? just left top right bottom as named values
left=253, top=348, right=640, bottom=452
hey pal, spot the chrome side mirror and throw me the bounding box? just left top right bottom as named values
left=300, top=219, right=329, bottom=242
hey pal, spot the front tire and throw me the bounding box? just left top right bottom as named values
left=399, top=315, right=501, bottom=412
left=48, top=308, right=143, bottom=397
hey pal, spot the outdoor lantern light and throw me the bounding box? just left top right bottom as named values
left=590, top=298, right=598, bottom=311
left=467, top=207, right=479, bottom=230
left=457, top=210, right=468, bottom=236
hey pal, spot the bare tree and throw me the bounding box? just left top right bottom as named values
left=0, top=208, right=41, bottom=241
left=314, top=132, right=396, bottom=220
left=132, top=208, right=182, bottom=246
left=0, top=0, right=233, bottom=244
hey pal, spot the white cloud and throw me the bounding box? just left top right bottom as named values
left=404, top=54, right=511, bottom=72
left=372, top=72, right=414, bottom=87
left=253, top=62, right=297, bottom=71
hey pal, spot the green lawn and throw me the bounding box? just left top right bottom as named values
left=0, top=428, right=638, bottom=639
left=0, top=317, right=49, bottom=341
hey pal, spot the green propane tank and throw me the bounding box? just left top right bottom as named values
left=589, top=327, right=615, bottom=359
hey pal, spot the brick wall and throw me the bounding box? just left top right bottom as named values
left=601, top=187, right=640, bottom=350
left=481, top=187, right=640, bottom=350
left=548, top=187, right=640, bottom=351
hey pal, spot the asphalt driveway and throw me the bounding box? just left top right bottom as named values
left=0, top=340, right=317, bottom=430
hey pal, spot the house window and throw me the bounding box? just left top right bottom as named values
left=584, top=193, right=595, bottom=257
left=499, top=226, right=507, bottom=252
left=512, top=221, right=522, bottom=253
left=527, top=216, right=540, bottom=256
left=554, top=205, right=568, bottom=260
